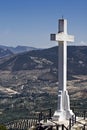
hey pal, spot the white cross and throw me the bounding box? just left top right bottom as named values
left=50, top=19, right=75, bottom=120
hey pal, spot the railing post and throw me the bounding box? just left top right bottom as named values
left=62, top=124, right=64, bottom=130
left=38, top=113, right=40, bottom=124
left=49, top=108, right=51, bottom=119
left=72, top=115, right=74, bottom=126
left=75, top=113, right=76, bottom=123
left=40, top=111, right=42, bottom=120
left=56, top=124, right=59, bottom=130
left=83, top=110, right=86, bottom=120
left=69, top=118, right=71, bottom=130
left=83, top=124, right=85, bottom=130
left=38, top=111, right=43, bottom=123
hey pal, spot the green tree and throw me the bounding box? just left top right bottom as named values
left=0, top=124, right=7, bottom=130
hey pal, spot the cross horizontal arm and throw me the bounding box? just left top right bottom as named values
left=50, top=33, right=74, bottom=42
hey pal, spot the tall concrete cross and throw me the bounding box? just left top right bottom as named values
left=50, top=19, right=74, bottom=121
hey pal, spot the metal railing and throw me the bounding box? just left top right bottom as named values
left=1, top=108, right=87, bottom=130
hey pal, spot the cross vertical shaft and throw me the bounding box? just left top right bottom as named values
left=58, top=41, right=67, bottom=92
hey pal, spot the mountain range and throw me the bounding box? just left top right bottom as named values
left=0, top=45, right=37, bottom=57
left=0, top=46, right=87, bottom=76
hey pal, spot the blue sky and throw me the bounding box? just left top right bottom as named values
left=0, top=0, right=87, bottom=48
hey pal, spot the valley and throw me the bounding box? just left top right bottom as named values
left=0, top=69, right=87, bottom=123
left=0, top=46, right=87, bottom=123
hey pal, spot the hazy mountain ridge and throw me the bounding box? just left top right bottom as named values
left=0, top=46, right=87, bottom=75
left=0, top=48, right=13, bottom=58
left=0, top=45, right=37, bottom=54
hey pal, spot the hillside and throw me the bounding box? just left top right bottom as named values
left=0, top=46, right=87, bottom=75
left=0, top=45, right=37, bottom=54
left=0, top=46, right=87, bottom=122
left=0, top=48, right=13, bottom=58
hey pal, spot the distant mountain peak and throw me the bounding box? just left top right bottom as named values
left=0, top=48, right=13, bottom=58
left=0, top=45, right=38, bottom=57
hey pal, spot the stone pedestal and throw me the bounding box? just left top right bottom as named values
left=53, top=90, right=74, bottom=121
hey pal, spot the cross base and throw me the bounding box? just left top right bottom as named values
left=52, top=90, right=74, bottom=121
left=52, top=109, right=74, bottom=121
